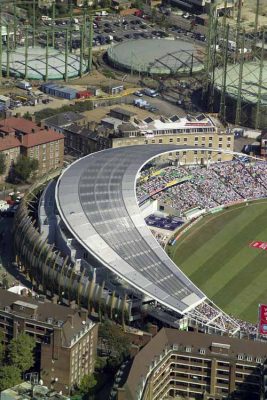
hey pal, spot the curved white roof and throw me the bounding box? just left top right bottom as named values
left=56, top=145, right=206, bottom=314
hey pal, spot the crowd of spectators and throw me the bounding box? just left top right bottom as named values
left=194, top=302, right=258, bottom=336
left=137, top=166, right=186, bottom=199
left=136, top=160, right=267, bottom=215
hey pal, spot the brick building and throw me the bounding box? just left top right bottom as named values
left=114, top=328, right=267, bottom=400
left=112, top=114, right=234, bottom=164
left=43, top=112, right=110, bottom=157
left=0, top=117, right=64, bottom=179
left=0, top=290, right=98, bottom=395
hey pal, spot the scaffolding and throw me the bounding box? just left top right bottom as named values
left=205, top=0, right=267, bottom=129
left=0, top=1, right=97, bottom=81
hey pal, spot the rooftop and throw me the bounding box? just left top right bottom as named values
left=1, top=382, right=70, bottom=400
left=0, top=117, right=64, bottom=149
left=43, top=112, right=85, bottom=128
left=0, top=289, right=94, bottom=347
left=56, top=145, right=205, bottom=317
left=111, top=107, right=135, bottom=118
left=0, top=135, right=20, bottom=151
left=0, top=117, right=37, bottom=135
left=65, top=123, right=99, bottom=141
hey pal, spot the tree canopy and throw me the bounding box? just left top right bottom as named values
left=0, top=366, right=22, bottom=392
left=0, top=331, right=5, bottom=365
left=12, top=156, right=38, bottom=182
left=79, top=373, right=97, bottom=395
left=99, top=320, right=130, bottom=368
left=0, top=153, right=6, bottom=176
left=8, top=333, right=35, bottom=373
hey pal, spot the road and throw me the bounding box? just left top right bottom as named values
left=128, top=94, right=187, bottom=117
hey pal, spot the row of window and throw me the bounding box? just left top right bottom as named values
left=150, top=137, right=232, bottom=144
left=152, top=127, right=217, bottom=135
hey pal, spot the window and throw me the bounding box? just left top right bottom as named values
left=176, top=138, right=180, bottom=142
left=199, top=348, right=205, bottom=355
left=159, top=139, right=162, bottom=144
left=256, top=357, right=262, bottom=363
left=219, top=137, right=223, bottom=142
left=169, top=138, right=173, bottom=143
left=194, top=137, right=199, bottom=141
left=185, top=347, right=191, bottom=353
left=183, top=138, right=187, bottom=142
left=246, top=355, right=252, bottom=362
left=237, top=354, right=243, bottom=360
left=227, top=136, right=231, bottom=141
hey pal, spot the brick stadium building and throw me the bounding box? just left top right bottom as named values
left=0, top=289, right=98, bottom=395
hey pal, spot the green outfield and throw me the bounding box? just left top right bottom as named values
left=169, top=201, right=267, bottom=323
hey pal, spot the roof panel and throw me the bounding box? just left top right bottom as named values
left=56, top=145, right=206, bottom=314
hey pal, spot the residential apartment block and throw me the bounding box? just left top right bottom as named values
left=0, top=290, right=98, bottom=395
left=115, top=328, right=266, bottom=400
left=0, top=117, right=64, bottom=179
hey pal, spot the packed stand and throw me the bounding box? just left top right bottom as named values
left=212, top=161, right=267, bottom=200
left=136, top=166, right=188, bottom=199
left=136, top=161, right=267, bottom=215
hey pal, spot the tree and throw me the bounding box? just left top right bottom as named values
left=0, top=366, right=21, bottom=391
left=133, top=0, right=144, bottom=9
left=23, top=112, right=32, bottom=121
left=0, top=153, right=6, bottom=176
left=12, top=156, right=38, bottom=182
left=8, top=333, right=35, bottom=373
left=2, top=277, right=9, bottom=290
left=101, top=0, right=111, bottom=8
left=0, top=331, right=5, bottom=365
left=79, top=374, right=97, bottom=395
left=99, top=320, right=130, bottom=368
left=151, top=7, right=157, bottom=23
left=95, top=356, right=106, bottom=372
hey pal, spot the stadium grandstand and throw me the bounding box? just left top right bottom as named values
left=136, top=159, right=267, bottom=216
left=54, top=145, right=267, bottom=336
